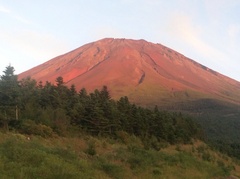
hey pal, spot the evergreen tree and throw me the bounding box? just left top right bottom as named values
left=55, top=76, right=64, bottom=87
left=100, top=85, right=111, bottom=101
left=66, top=84, right=81, bottom=124
left=0, top=65, right=204, bottom=144
left=18, top=77, right=39, bottom=120
left=0, top=65, right=19, bottom=106
left=0, top=65, right=20, bottom=129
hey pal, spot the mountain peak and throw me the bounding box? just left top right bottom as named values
left=19, top=38, right=240, bottom=106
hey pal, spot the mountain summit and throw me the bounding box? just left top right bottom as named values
left=19, top=38, right=240, bottom=106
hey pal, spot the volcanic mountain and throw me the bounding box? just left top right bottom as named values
left=19, top=38, right=240, bottom=149
left=19, top=38, right=240, bottom=107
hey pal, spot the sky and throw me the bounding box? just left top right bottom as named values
left=0, top=0, right=240, bottom=81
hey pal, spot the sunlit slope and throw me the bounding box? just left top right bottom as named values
left=19, top=38, right=240, bottom=106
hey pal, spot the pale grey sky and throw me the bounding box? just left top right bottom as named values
left=0, top=0, right=240, bottom=81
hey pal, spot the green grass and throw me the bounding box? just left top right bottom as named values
left=0, top=134, right=96, bottom=179
left=0, top=132, right=238, bottom=179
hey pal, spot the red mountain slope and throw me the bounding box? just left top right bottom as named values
left=19, top=38, right=240, bottom=106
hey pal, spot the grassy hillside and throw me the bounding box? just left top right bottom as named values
left=154, top=97, right=240, bottom=159
left=1, top=65, right=240, bottom=178
left=0, top=132, right=239, bottom=179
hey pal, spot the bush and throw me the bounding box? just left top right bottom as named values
left=196, top=145, right=206, bottom=153
left=85, top=140, right=96, bottom=156
left=152, top=167, right=162, bottom=175
left=142, top=136, right=161, bottom=151
left=202, top=152, right=212, bottom=162
left=98, top=158, right=124, bottom=179
left=20, top=120, right=53, bottom=137
left=127, top=147, right=159, bottom=170
left=116, top=131, right=131, bottom=144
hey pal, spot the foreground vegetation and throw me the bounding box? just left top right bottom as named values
left=0, top=132, right=239, bottom=178
left=0, top=65, right=202, bottom=145
left=0, top=65, right=240, bottom=178
left=166, top=98, right=240, bottom=160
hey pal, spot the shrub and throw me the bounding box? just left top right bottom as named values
left=142, top=136, right=161, bottom=151
left=85, top=140, right=96, bottom=156
left=152, top=167, right=162, bottom=175
left=115, top=131, right=131, bottom=144
left=127, top=147, right=159, bottom=170
left=202, top=152, right=212, bottom=162
left=98, top=159, right=124, bottom=179
left=20, top=120, right=53, bottom=138
left=196, top=145, right=206, bottom=153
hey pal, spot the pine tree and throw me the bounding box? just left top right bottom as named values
left=0, top=65, right=20, bottom=130
left=55, top=76, right=64, bottom=87
left=0, top=65, right=19, bottom=106
left=18, top=77, right=41, bottom=121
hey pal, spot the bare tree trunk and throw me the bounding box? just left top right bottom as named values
left=4, top=111, right=9, bottom=132
left=15, top=105, right=19, bottom=120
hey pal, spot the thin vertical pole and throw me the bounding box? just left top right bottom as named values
left=16, top=105, right=19, bottom=120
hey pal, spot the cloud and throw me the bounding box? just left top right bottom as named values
left=167, top=13, right=227, bottom=64
left=204, top=0, right=236, bottom=14
left=163, top=11, right=240, bottom=81
left=228, top=24, right=240, bottom=40
left=0, top=4, right=31, bottom=24
left=0, top=5, right=10, bottom=13
left=0, top=29, right=69, bottom=73
left=14, top=15, right=32, bottom=25
left=227, top=24, right=240, bottom=51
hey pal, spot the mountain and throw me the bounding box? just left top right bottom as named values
left=18, top=38, right=240, bottom=160
left=19, top=38, right=240, bottom=107
left=18, top=38, right=240, bottom=146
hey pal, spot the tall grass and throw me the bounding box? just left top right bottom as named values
left=0, top=132, right=238, bottom=178
left=0, top=134, right=95, bottom=179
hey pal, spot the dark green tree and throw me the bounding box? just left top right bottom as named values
left=0, top=65, right=19, bottom=106
left=100, top=85, right=111, bottom=101
left=55, top=76, right=64, bottom=87
left=0, top=65, right=20, bottom=130
left=18, top=77, right=39, bottom=120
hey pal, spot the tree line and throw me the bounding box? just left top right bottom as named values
left=0, top=65, right=203, bottom=146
